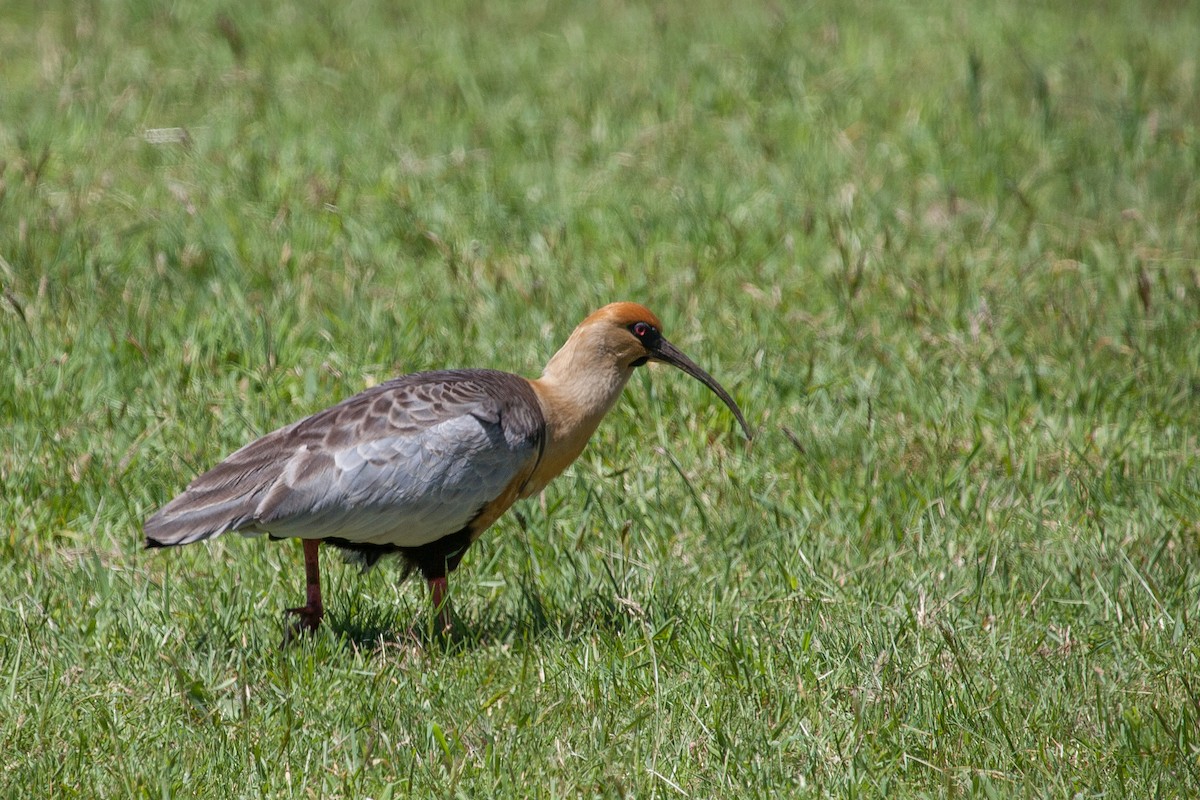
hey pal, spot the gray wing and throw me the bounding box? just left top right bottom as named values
left=144, top=370, right=545, bottom=548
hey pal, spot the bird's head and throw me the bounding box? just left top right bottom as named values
left=563, top=302, right=753, bottom=439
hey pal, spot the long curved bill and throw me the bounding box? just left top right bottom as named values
left=650, top=338, right=753, bottom=440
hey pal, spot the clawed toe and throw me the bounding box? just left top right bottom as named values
left=282, top=604, right=324, bottom=645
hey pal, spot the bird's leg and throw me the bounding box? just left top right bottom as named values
left=284, top=539, right=324, bottom=641
left=429, top=576, right=452, bottom=634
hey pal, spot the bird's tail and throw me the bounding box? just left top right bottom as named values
left=143, top=427, right=290, bottom=548
left=144, top=485, right=261, bottom=548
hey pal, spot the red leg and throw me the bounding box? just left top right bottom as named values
left=429, top=576, right=452, bottom=634
left=284, top=539, right=324, bottom=641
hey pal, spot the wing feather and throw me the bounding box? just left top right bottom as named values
left=144, top=370, right=545, bottom=548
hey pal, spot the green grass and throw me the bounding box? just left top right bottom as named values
left=3, top=0, right=1200, bottom=795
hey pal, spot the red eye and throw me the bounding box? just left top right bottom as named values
left=633, top=322, right=650, bottom=337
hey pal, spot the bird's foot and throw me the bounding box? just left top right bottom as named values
left=429, top=577, right=454, bottom=636
left=402, top=610, right=456, bottom=647
left=282, top=603, right=324, bottom=645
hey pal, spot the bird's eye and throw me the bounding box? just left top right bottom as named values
left=632, top=322, right=651, bottom=338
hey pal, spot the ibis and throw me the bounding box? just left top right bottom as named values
left=145, top=302, right=751, bottom=637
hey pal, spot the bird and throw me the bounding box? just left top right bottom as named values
left=144, top=302, right=751, bottom=639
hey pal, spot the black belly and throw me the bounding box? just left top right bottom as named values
left=324, top=527, right=474, bottom=580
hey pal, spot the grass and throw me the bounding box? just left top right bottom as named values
left=2, top=0, right=1199, bottom=795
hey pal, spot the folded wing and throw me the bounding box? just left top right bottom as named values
left=144, top=370, right=545, bottom=549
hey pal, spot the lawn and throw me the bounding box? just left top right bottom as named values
left=2, top=0, right=1199, bottom=796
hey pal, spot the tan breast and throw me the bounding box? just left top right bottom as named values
left=522, top=368, right=633, bottom=497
